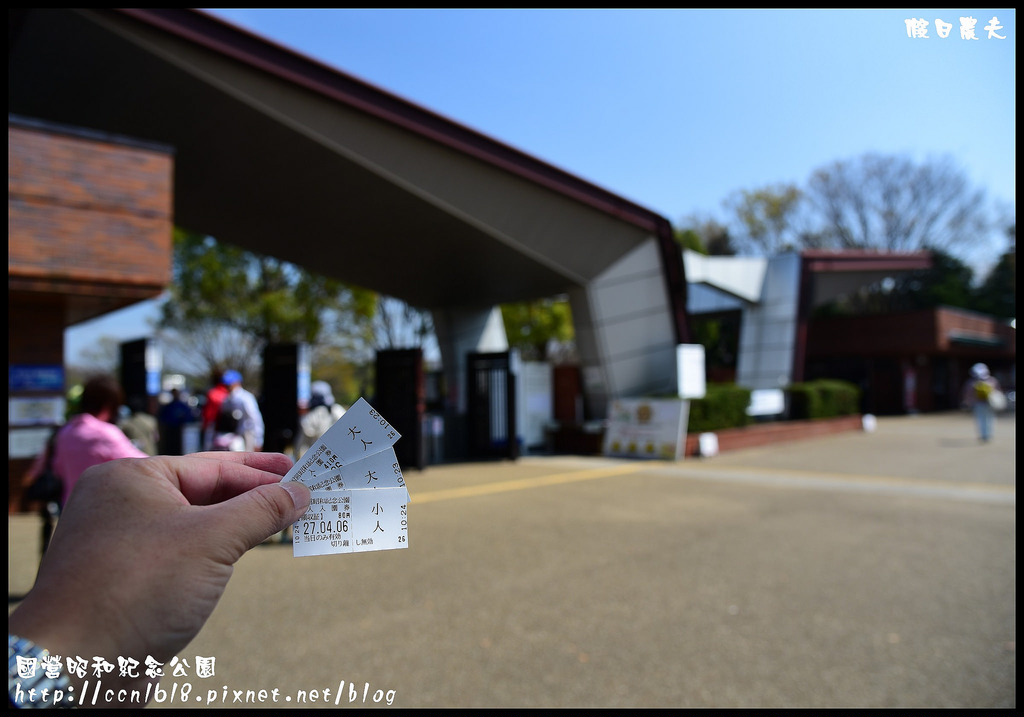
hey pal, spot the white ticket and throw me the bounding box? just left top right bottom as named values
left=282, top=397, right=409, bottom=557
left=291, top=488, right=409, bottom=557
left=282, top=397, right=401, bottom=486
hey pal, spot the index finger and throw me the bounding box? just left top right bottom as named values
left=188, top=451, right=294, bottom=476
left=155, top=452, right=294, bottom=505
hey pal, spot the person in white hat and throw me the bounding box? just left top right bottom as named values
left=280, top=381, right=346, bottom=545
left=219, top=370, right=265, bottom=452
left=294, top=380, right=347, bottom=459
left=961, top=363, right=1003, bottom=442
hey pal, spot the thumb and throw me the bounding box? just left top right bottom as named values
left=203, top=481, right=311, bottom=558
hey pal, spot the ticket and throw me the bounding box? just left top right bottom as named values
left=282, top=397, right=409, bottom=557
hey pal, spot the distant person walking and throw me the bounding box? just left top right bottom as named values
left=48, top=375, right=150, bottom=505
left=294, top=380, right=347, bottom=459
left=118, top=396, right=160, bottom=456
left=209, top=403, right=246, bottom=452
left=961, top=363, right=1003, bottom=443
left=201, top=371, right=231, bottom=450
left=220, top=370, right=265, bottom=452
left=158, top=387, right=197, bottom=455
left=279, top=379, right=345, bottom=543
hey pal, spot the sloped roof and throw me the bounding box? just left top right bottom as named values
left=9, top=8, right=686, bottom=337
left=684, top=248, right=932, bottom=309
left=683, top=249, right=767, bottom=303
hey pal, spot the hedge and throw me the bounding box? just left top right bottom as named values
left=687, top=383, right=752, bottom=433
left=785, top=379, right=861, bottom=420
left=683, top=379, right=861, bottom=432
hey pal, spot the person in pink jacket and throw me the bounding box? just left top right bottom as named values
left=35, top=374, right=149, bottom=507
left=24, top=375, right=148, bottom=555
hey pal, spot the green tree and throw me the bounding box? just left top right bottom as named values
left=160, top=228, right=377, bottom=385
left=500, top=296, right=575, bottom=362
left=674, top=228, right=706, bottom=254
left=677, top=214, right=736, bottom=255
left=724, top=183, right=805, bottom=255
left=308, top=343, right=374, bottom=408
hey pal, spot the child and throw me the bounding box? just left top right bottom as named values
left=210, top=405, right=246, bottom=451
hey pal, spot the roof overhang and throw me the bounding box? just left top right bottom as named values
left=947, top=330, right=1006, bottom=348
left=802, top=249, right=933, bottom=307
left=684, top=249, right=933, bottom=310
left=9, top=8, right=687, bottom=333
left=682, top=250, right=767, bottom=304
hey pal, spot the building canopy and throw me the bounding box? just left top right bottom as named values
left=9, top=8, right=687, bottom=332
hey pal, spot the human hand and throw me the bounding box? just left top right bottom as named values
left=8, top=452, right=310, bottom=703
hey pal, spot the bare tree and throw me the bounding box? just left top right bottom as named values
left=374, top=295, right=435, bottom=351
left=806, top=153, right=990, bottom=253
left=69, top=335, right=121, bottom=374
left=157, top=323, right=261, bottom=382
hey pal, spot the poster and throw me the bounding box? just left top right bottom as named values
left=603, top=398, right=689, bottom=461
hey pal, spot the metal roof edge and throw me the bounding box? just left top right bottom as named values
left=108, top=8, right=669, bottom=236
left=8, top=113, right=176, bottom=155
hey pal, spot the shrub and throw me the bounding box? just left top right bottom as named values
left=678, top=379, right=860, bottom=433
left=786, top=379, right=861, bottom=420
left=687, top=383, right=752, bottom=432
left=815, top=378, right=861, bottom=417
left=786, top=382, right=822, bottom=420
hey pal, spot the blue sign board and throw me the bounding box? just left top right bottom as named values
left=297, top=343, right=311, bottom=406
left=147, top=370, right=162, bottom=396
left=9, top=365, right=65, bottom=392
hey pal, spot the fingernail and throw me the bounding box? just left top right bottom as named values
left=280, top=481, right=310, bottom=511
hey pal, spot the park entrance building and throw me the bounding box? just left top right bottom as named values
left=9, top=9, right=690, bottom=504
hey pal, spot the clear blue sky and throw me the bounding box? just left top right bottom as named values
left=66, top=8, right=1016, bottom=363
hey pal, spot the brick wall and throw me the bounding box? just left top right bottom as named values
left=8, top=120, right=173, bottom=511
left=684, top=414, right=864, bottom=457
left=935, top=307, right=1016, bottom=353
left=807, top=311, right=939, bottom=356
left=8, top=124, right=172, bottom=289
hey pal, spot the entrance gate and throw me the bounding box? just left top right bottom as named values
left=466, top=351, right=518, bottom=460
left=375, top=348, right=426, bottom=470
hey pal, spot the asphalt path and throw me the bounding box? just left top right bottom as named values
left=8, top=411, right=1015, bottom=708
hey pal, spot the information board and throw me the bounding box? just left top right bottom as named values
left=603, top=398, right=689, bottom=461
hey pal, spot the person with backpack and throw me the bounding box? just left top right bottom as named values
left=961, top=363, right=1003, bottom=443
left=293, top=381, right=347, bottom=459
left=21, top=375, right=149, bottom=555
left=277, top=380, right=345, bottom=544
left=209, top=403, right=246, bottom=452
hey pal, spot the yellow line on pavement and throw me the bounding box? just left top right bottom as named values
left=411, top=463, right=658, bottom=504
left=678, top=463, right=1016, bottom=495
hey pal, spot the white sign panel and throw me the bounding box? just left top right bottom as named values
left=9, top=397, right=65, bottom=426
left=603, top=398, right=689, bottom=461
left=676, top=344, right=707, bottom=399
left=9, top=428, right=52, bottom=459
left=746, top=388, right=786, bottom=417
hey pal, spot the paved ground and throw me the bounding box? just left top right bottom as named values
left=8, top=411, right=1015, bottom=708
